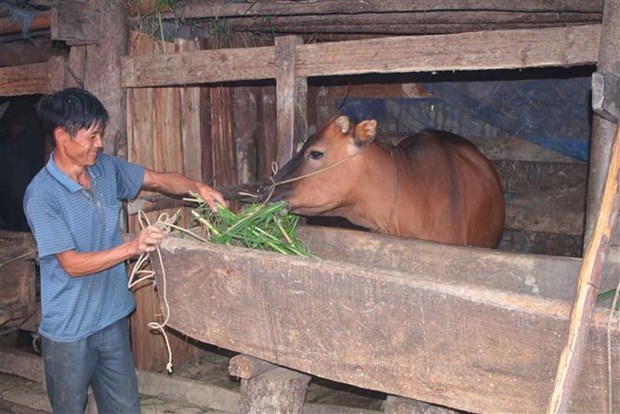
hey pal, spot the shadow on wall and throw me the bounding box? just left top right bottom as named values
left=0, top=95, right=45, bottom=232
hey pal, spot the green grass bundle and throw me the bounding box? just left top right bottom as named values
left=184, top=192, right=312, bottom=257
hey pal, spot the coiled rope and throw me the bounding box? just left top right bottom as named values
left=128, top=209, right=208, bottom=374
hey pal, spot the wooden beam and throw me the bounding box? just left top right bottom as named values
left=547, top=125, right=620, bottom=413
left=120, top=45, right=275, bottom=87
left=150, top=227, right=619, bottom=413
left=294, top=25, right=600, bottom=77
left=275, top=36, right=307, bottom=165
left=121, top=25, right=600, bottom=89
left=592, top=72, right=620, bottom=123
left=585, top=0, right=620, bottom=246
left=0, top=9, right=50, bottom=36
left=83, top=0, right=126, bottom=156
left=0, top=43, right=61, bottom=67
left=0, top=55, right=65, bottom=96
left=50, top=0, right=99, bottom=45
left=152, top=0, right=602, bottom=19
left=219, top=11, right=601, bottom=36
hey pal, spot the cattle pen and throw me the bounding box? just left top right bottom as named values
left=1, top=1, right=619, bottom=413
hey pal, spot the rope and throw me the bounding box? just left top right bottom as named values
left=128, top=209, right=208, bottom=374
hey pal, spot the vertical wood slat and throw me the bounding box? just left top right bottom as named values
left=258, top=85, right=278, bottom=181
left=126, top=31, right=202, bottom=371
left=256, top=37, right=278, bottom=182
left=231, top=34, right=260, bottom=186
left=178, top=39, right=203, bottom=183
left=275, top=36, right=308, bottom=166
left=201, top=35, right=239, bottom=210
left=585, top=0, right=620, bottom=248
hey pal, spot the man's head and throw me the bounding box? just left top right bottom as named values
left=38, top=88, right=109, bottom=149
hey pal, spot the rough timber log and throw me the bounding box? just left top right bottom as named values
left=150, top=226, right=619, bottom=413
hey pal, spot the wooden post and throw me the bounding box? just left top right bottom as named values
left=229, top=354, right=311, bottom=414
left=82, top=0, right=127, bottom=157
left=585, top=0, right=620, bottom=248
left=275, top=36, right=308, bottom=166
left=546, top=125, right=620, bottom=412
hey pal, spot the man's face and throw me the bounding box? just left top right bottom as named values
left=61, top=124, right=104, bottom=166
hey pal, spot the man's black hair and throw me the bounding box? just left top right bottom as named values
left=37, top=88, right=109, bottom=148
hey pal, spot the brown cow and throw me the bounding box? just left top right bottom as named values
left=262, top=114, right=505, bottom=248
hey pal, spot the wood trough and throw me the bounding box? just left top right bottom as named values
left=150, top=225, right=620, bottom=413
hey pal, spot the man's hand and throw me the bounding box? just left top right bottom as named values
left=142, top=169, right=228, bottom=213
left=136, top=225, right=164, bottom=254
left=196, top=183, right=228, bottom=212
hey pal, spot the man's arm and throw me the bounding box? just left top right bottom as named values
left=56, top=226, right=163, bottom=277
left=142, top=169, right=227, bottom=212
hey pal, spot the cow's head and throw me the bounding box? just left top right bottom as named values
left=260, top=114, right=377, bottom=216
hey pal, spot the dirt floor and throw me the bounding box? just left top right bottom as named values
left=0, top=329, right=386, bottom=413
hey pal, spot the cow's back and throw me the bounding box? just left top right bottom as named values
left=393, top=129, right=505, bottom=248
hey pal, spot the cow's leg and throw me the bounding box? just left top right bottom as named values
left=229, top=354, right=311, bottom=414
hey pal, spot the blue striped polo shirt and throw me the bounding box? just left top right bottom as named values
left=23, top=152, right=145, bottom=341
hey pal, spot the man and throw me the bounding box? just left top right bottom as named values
left=23, top=87, right=226, bottom=413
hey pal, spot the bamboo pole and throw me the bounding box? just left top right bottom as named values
left=547, top=124, right=620, bottom=413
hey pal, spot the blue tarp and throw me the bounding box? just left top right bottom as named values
left=338, top=76, right=592, bottom=161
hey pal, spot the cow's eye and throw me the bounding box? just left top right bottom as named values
left=308, top=150, right=324, bottom=160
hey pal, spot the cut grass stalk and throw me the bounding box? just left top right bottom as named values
left=183, top=192, right=312, bottom=257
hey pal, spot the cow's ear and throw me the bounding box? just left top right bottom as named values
left=335, top=115, right=350, bottom=134
left=354, top=120, right=377, bottom=146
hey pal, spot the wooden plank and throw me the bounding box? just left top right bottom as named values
left=0, top=42, right=61, bottom=67
left=295, top=25, right=601, bottom=77
left=275, top=36, right=306, bottom=165
left=177, top=39, right=202, bottom=182
left=221, top=11, right=601, bottom=35
left=120, top=45, right=275, bottom=87
left=120, top=25, right=600, bottom=89
left=126, top=32, right=202, bottom=372
left=152, top=42, right=182, bottom=175
left=296, top=226, right=619, bottom=302
left=547, top=125, right=620, bottom=413
left=150, top=228, right=619, bottom=413
left=0, top=9, right=50, bottom=36
left=83, top=0, right=127, bottom=156
left=50, top=0, right=99, bottom=45
left=257, top=83, right=278, bottom=181
left=585, top=0, right=620, bottom=246
left=157, top=0, right=602, bottom=18
left=0, top=62, right=48, bottom=96
left=592, top=71, right=620, bottom=123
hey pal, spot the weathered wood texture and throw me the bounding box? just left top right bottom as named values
left=121, top=25, right=600, bottom=88
left=547, top=125, right=620, bottom=412
left=82, top=0, right=127, bottom=156
left=0, top=231, right=37, bottom=329
left=50, top=0, right=99, bottom=45
left=238, top=367, right=310, bottom=414
left=126, top=31, right=204, bottom=371
left=151, top=226, right=619, bottom=413
left=151, top=0, right=602, bottom=18
left=275, top=36, right=307, bottom=165
left=0, top=42, right=63, bottom=68
left=0, top=56, right=65, bottom=96
left=586, top=0, right=620, bottom=247
left=384, top=396, right=457, bottom=414
left=0, top=9, right=50, bottom=36
left=229, top=354, right=277, bottom=379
